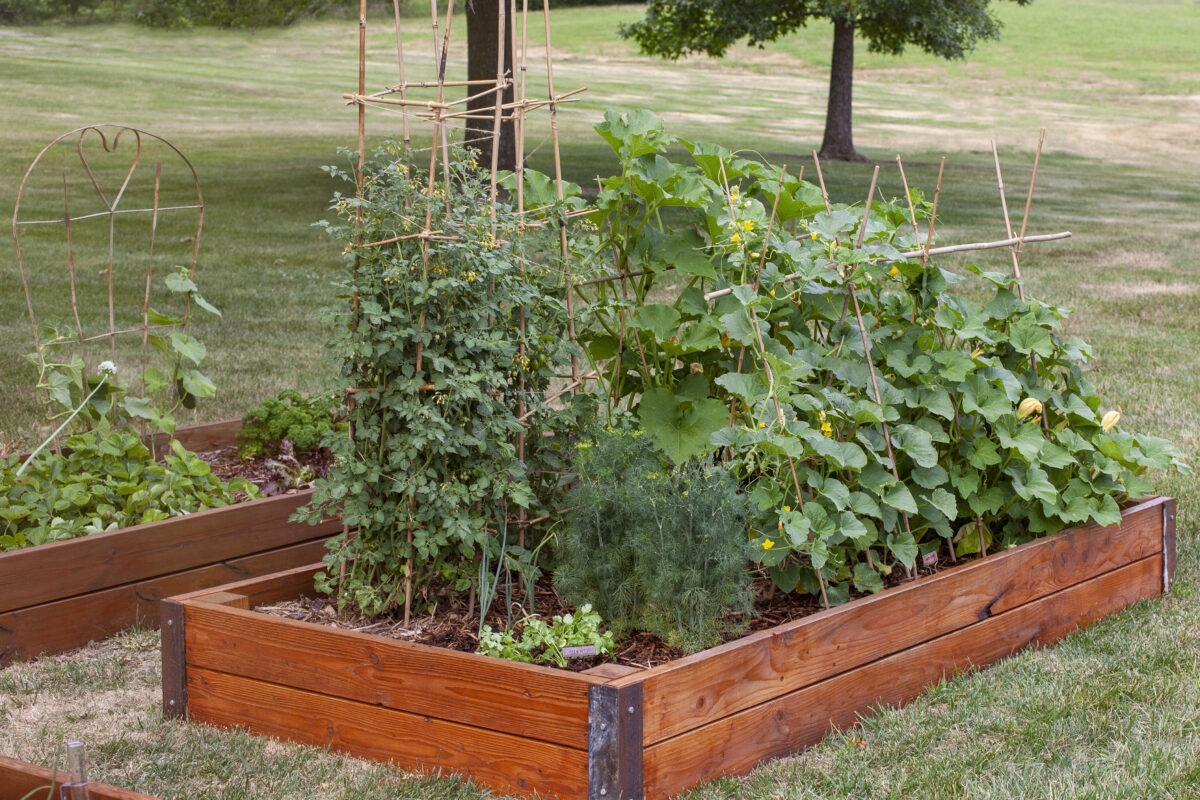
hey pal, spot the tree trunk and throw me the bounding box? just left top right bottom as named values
left=466, top=0, right=517, bottom=174
left=818, top=14, right=867, bottom=163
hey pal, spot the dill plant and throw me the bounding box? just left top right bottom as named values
left=554, top=428, right=753, bottom=653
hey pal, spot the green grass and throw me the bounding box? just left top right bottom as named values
left=3, top=1, right=1200, bottom=797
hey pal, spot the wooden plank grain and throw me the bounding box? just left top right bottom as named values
left=155, top=418, right=242, bottom=454
left=0, top=539, right=328, bottom=666
left=0, top=490, right=339, bottom=614
left=169, top=563, right=323, bottom=606
left=0, top=754, right=160, bottom=800
left=187, top=666, right=589, bottom=800
left=626, top=498, right=1165, bottom=745
left=183, top=601, right=599, bottom=748
left=641, top=555, right=1163, bottom=799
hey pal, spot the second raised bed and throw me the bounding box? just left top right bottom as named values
left=0, top=419, right=340, bottom=666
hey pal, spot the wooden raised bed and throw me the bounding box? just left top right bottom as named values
left=162, top=496, right=1176, bottom=799
left=0, top=420, right=340, bottom=667
left=0, top=754, right=160, bottom=800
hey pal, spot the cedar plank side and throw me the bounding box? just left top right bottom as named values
left=628, top=498, right=1165, bottom=745
left=169, top=562, right=322, bottom=606
left=641, top=555, right=1163, bottom=798
left=0, top=490, right=338, bottom=614
left=0, top=539, right=328, bottom=666
left=186, top=666, right=589, bottom=800
left=0, top=755, right=160, bottom=800
left=154, top=418, right=242, bottom=454
left=183, top=600, right=600, bottom=748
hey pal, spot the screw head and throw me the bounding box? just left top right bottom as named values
left=627, top=706, right=635, bottom=714
left=599, top=722, right=608, bottom=731
left=168, top=699, right=175, bottom=706
left=599, top=789, right=607, bottom=797
left=167, top=619, right=173, bottom=626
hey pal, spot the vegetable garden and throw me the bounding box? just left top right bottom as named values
left=0, top=1, right=1192, bottom=798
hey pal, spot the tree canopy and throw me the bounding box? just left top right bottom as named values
left=623, top=0, right=1032, bottom=160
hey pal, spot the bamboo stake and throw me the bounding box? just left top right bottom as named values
left=541, top=0, right=577, bottom=383
left=489, top=0, right=507, bottom=212
left=1015, top=130, right=1046, bottom=268
left=141, top=163, right=162, bottom=398
left=701, top=232, right=1072, bottom=301
left=62, top=172, right=83, bottom=350
left=391, top=0, right=410, bottom=154
left=921, top=157, right=946, bottom=269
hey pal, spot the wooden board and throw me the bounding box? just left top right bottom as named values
left=0, top=491, right=337, bottom=615
left=0, top=539, right=329, bottom=666
left=182, top=599, right=602, bottom=747
left=0, top=754, right=160, bottom=800
left=171, top=498, right=1172, bottom=800
left=186, top=666, right=589, bottom=799
left=622, top=497, right=1167, bottom=744
left=166, top=562, right=324, bottom=607
left=641, top=554, right=1164, bottom=798
left=154, top=418, right=242, bottom=454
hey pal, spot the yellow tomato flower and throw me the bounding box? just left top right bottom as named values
left=743, top=220, right=755, bottom=231
left=783, top=505, right=792, bottom=512
left=758, top=421, right=766, bottom=428
left=731, top=232, right=741, bottom=243
left=1017, top=397, right=1043, bottom=420
left=762, top=539, right=775, bottom=550
left=821, top=421, right=833, bottom=437
left=1101, top=410, right=1121, bottom=432
left=889, top=266, right=899, bottom=277
left=769, top=289, right=776, bottom=296
left=810, top=232, right=818, bottom=240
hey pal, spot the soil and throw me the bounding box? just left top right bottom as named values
left=253, top=556, right=952, bottom=671
left=199, top=445, right=334, bottom=497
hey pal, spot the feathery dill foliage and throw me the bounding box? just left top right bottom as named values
left=555, top=429, right=754, bottom=653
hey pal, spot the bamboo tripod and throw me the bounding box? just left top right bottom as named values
left=342, top=1, right=1066, bottom=619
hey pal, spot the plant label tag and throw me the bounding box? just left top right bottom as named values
left=922, top=551, right=939, bottom=568
left=562, top=644, right=597, bottom=659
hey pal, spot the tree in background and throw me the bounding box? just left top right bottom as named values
left=623, top=0, right=1032, bottom=162
left=466, top=0, right=517, bottom=173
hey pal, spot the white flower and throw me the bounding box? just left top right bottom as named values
left=97, top=360, right=118, bottom=376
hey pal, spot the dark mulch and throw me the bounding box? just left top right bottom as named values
left=199, top=444, right=334, bottom=496
left=252, top=554, right=958, bottom=671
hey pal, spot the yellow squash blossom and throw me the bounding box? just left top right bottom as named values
left=1101, top=410, right=1121, bottom=431
left=1017, top=397, right=1044, bottom=420
left=762, top=539, right=775, bottom=550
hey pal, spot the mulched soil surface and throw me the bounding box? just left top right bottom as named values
left=200, top=446, right=333, bottom=496
left=253, top=558, right=954, bottom=671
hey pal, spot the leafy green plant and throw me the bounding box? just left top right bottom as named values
left=568, top=108, right=1187, bottom=606
left=299, top=142, right=577, bottom=617
left=237, top=389, right=343, bottom=458
left=31, top=265, right=221, bottom=445
left=0, top=431, right=258, bottom=551
left=554, top=427, right=754, bottom=653
left=478, top=603, right=615, bottom=667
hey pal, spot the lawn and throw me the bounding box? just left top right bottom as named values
left=2, top=1, right=1200, bottom=797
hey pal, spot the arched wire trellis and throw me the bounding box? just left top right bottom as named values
left=12, top=125, right=204, bottom=384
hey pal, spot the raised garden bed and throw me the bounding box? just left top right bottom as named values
left=0, top=754, right=160, bottom=800
left=161, top=495, right=1175, bottom=799
left=0, top=419, right=340, bottom=667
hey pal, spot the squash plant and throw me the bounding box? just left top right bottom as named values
left=562, top=109, right=1186, bottom=604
